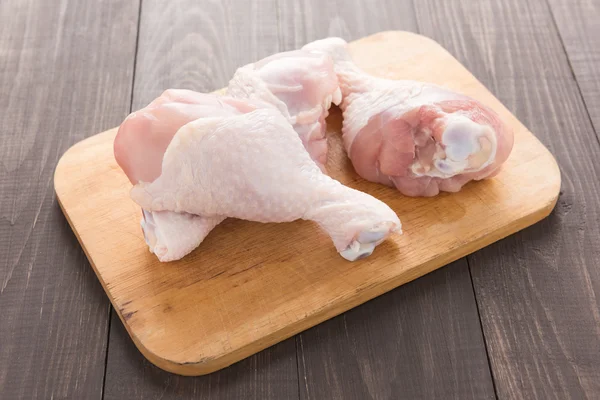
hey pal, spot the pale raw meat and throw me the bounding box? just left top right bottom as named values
left=303, top=38, right=514, bottom=196
left=227, top=49, right=342, bottom=170
left=115, top=90, right=401, bottom=261
left=114, top=90, right=255, bottom=261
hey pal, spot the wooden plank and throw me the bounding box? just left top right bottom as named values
left=0, top=0, right=139, bottom=398
left=296, top=262, right=496, bottom=400
left=547, top=0, right=600, bottom=140
left=131, top=0, right=282, bottom=110
left=277, top=1, right=497, bottom=398
left=55, top=30, right=560, bottom=376
left=276, top=0, right=416, bottom=47
left=414, top=0, right=600, bottom=398
left=103, top=1, right=299, bottom=398
left=105, top=310, right=298, bottom=400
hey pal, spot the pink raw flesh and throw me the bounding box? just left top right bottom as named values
left=348, top=96, right=513, bottom=197
left=114, top=90, right=255, bottom=185
left=304, top=37, right=514, bottom=197
left=113, top=90, right=257, bottom=262
left=227, top=49, right=341, bottom=170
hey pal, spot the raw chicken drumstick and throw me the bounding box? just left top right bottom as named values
left=116, top=49, right=341, bottom=261
left=303, top=38, right=514, bottom=197
left=227, top=49, right=342, bottom=170
left=114, top=90, right=252, bottom=261
left=115, top=90, right=400, bottom=262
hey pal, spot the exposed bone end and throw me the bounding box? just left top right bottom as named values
left=411, top=115, right=496, bottom=178
left=340, top=221, right=401, bottom=261
left=140, top=209, right=224, bottom=262
left=141, top=209, right=168, bottom=260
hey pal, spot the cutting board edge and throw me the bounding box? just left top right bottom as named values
left=85, top=195, right=561, bottom=376
left=55, top=150, right=560, bottom=375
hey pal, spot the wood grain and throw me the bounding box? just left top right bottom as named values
left=54, top=31, right=560, bottom=376
left=0, top=0, right=139, bottom=398
left=276, top=0, right=416, bottom=48
left=131, top=0, right=282, bottom=110
left=296, top=262, right=496, bottom=400
left=277, top=2, right=496, bottom=399
left=547, top=0, right=600, bottom=141
left=414, top=0, right=600, bottom=398
left=105, top=312, right=298, bottom=400
left=102, top=1, right=299, bottom=398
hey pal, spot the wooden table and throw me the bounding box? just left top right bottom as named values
left=1, top=0, right=599, bottom=399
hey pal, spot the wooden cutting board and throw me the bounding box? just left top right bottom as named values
left=54, top=31, right=561, bottom=376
